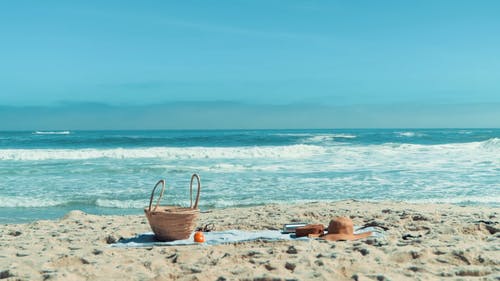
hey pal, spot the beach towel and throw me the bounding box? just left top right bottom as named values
left=111, top=227, right=384, bottom=248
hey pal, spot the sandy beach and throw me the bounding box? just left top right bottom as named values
left=1, top=200, right=498, bottom=281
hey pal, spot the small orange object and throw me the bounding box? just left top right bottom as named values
left=194, top=231, right=205, bottom=243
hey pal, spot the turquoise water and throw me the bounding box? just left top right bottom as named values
left=0, top=129, right=499, bottom=223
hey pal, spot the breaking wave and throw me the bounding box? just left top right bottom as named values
left=0, top=144, right=325, bottom=161
left=33, top=131, right=71, bottom=135
left=395, top=131, right=426, bottom=138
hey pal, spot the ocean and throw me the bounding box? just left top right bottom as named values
left=0, top=129, right=498, bottom=223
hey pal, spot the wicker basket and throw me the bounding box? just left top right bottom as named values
left=144, top=174, right=201, bottom=241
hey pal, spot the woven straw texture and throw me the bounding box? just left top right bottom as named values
left=144, top=174, right=201, bottom=241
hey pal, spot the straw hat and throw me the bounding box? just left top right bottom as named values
left=321, top=217, right=372, bottom=241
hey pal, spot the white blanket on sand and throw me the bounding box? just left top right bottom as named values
left=111, top=227, right=383, bottom=248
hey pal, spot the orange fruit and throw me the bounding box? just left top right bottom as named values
left=194, top=231, right=205, bottom=243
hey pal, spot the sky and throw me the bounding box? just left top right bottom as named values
left=1, top=0, right=499, bottom=129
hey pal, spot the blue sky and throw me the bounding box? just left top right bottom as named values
left=1, top=0, right=499, bottom=129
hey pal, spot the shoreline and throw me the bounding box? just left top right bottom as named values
left=1, top=200, right=499, bottom=280
left=1, top=198, right=498, bottom=225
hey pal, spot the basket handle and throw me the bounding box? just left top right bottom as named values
left=190, top=174, right=201, bottom=209
left=148, top=179, right=166, bottom=212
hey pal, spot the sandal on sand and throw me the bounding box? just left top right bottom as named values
left=196, top=223, right=216, bottom=232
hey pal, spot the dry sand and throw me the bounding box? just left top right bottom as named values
left=1, top=200, right=499, bottom=281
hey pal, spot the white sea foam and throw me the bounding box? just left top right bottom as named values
left=407, top=196, right=500, bottom=206
left=33, top=131, right=71, bottom=135
left=95, top=199, right=146, bottom=209
left=272, top=133, right=312, bottom=137
left=0, top=144, right=325, bottom=161
left=303, top=133, right=356, bottom=143
left=304, top=135, right=335, bottom=143
left=480, top=137, right=500, bottom=149
left=0, top=196, right=63, bottom=207
left=331, top=134, right=357, bottom=139
left=96, top=197, right=257, bottom=209
left=307, top=139, right=500, bottom=175
left=395, top=131, right=427, bottom=137
left=1, top=139, right=498, bottom=165
left=275, top=133, right=356, bottom=139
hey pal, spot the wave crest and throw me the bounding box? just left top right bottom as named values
left=33, top=131, right=71, bottom=135
left=0, top=144, right=325, bottom=161
left=395, top=131, right=426, bottom=138
left=480, top=137, right=500, bottom=149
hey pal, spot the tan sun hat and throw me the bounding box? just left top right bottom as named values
left=321, top=217, right=372, bottom=241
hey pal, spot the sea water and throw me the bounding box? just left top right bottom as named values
left=0, top=129, right=498, bottom=223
